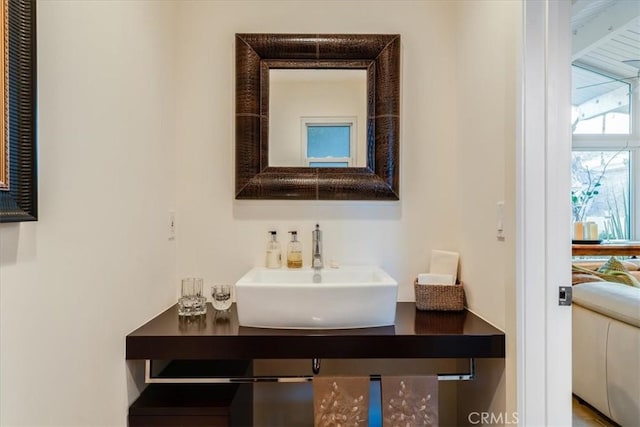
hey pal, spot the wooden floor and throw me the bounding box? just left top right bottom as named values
left=572, top=395, right=619, bottom=427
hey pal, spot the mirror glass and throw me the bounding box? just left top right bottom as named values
left=268, top=69, right=367, bottom=168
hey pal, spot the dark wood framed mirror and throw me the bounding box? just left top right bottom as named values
left=0, top=0, right=37, bottom=222
left=235, top=33, right=400, bottom=200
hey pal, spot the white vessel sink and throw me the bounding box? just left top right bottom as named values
left=235, top=266, right=398, bottom=329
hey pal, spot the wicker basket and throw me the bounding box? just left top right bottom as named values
left=414, top=279, right=465, bottom=311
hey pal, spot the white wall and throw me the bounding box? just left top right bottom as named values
left=0, top=1, right=177, bottom=425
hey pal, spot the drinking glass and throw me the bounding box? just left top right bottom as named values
left=211, top=284, right=232, bottom=312
left=178, top=277, right=207, bottom=316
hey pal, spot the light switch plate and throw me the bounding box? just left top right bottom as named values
left=168, top=211, right=176, bottom=240
left=497, top=201, right=505, bottom=241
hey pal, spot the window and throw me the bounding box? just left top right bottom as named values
left=571, top=65, right=640, bottom=241
left=301, top=117, right=356, bottom=167
left=572, top=150, right=631, bottom=239
left=572, top=66, right=631, bottom=135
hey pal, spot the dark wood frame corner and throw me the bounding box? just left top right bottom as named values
left=235, top=33, right=400, bottom=200
left=0, top=0, right=37, bottom=222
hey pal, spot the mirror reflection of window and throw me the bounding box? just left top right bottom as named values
left=303, top=119, right=355, bottom=167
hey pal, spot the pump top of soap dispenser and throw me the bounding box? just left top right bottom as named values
left=268, top=231, right=280, bottom=248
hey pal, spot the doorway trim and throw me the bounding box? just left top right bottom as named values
left=517, top=0, right=572, bottom=424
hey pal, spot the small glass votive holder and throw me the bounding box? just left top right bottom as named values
left=211, top=284, right=232, bottom=313
left=178, top=277, right=207, bottom=317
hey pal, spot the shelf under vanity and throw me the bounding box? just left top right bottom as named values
left=126, top=302, right=505, bottom=426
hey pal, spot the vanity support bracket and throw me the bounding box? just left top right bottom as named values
left=144, top=358, right=476, bottom=384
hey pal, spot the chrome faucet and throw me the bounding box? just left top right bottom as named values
left=312, top=223, right=323, bottom=270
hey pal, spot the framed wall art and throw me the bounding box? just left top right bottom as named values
left=0, top=0, right=36, bottom=222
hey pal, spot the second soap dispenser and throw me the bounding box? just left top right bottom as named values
left=287, top=231, right=303, bottom=268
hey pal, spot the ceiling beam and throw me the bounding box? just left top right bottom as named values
left=572, top=1, right=640, bottom=61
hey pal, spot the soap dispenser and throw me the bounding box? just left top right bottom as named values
left=287, top=231, right=303, bottom=268
left=266, top=231, right=282, bottom=269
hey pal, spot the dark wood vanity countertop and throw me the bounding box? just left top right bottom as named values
left=126, top=303, right=505, bottom=360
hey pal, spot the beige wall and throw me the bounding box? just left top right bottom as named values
left=454, top=1, right=519, bottom=425
left=0, top=0, right=519, bottom=424
left=0, top=1, right=177, bottom=425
